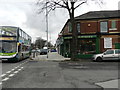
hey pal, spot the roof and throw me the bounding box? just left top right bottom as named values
left=75, top=10, right=120, bottom=20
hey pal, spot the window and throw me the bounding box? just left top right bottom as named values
left=115, top=50, right=120, bottom=54
left=109, top=20, right=117, bottom=30
left=76, top=22, right=80, bottom=33
left=68, top=22, right=72, bottom=33
left=79, top=39, right=96, bottom=54
left=105, top=50, right=114, bottom=54
left=100, top=21, right=108, bottom=33
left=19, top=29, right=22, bottom=37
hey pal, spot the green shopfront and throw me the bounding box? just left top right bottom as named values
left=77, top=35, right=100, bottom=59
left=60, top=35, right=100, bottom=59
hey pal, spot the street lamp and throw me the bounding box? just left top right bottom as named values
left=46, top=0, right=49, bottom=58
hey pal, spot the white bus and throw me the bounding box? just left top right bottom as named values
left=0, top=26, right=31, bottom=62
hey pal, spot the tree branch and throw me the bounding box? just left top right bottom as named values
left=74, top=0, right=87, bottom=9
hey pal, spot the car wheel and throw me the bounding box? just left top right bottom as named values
left=96, top=57, right=102, bottom=62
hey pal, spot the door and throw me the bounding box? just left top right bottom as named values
left=102, top=50, right=115, bottom=60
left=114, top=49, right=120, bottom=60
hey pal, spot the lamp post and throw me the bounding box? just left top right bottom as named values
left=46, top=0, right=49, bottom=58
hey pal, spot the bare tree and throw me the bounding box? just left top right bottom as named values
left=36, top=0, right=104, bottom=60
left=35, top=37, right=46, bottom=49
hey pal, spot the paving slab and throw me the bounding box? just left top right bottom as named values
left=95, top=79, right=119, bottom=88
left=32, top=52, right=70, bottom=61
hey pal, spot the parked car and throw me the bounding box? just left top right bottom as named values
left=50, top=49, right=57, bottom=52
left=40, top=49, right=48, bottom=55
left=31, top=49, right=37, bottom=53
left=93, top=49, right=120, bottom=61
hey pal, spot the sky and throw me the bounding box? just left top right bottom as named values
left=0, top=0, right=120, bottom=45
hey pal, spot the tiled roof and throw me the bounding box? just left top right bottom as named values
left=75, top=10, right=120, bottom=20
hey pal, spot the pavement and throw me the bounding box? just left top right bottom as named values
left=95, top=79, right=119, bottom=89
left=31, top=52, right=70, bottom=61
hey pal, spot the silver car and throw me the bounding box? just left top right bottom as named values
left=93, top=49, right=120, bottom=61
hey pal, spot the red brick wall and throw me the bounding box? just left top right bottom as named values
left=100, top=35, right=120, bottom=52
left=80, top=21, right=98, bottom=33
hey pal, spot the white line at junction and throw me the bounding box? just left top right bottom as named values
left=8, top=74, right=15, bottom=77
left=0, top=74, right=6, bottom=77
left=2, top=78, right=9, bottom=82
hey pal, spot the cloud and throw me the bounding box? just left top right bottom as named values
left=0, top=0, right=119, bottom=44
left=118, top=1, right=120, bottom=10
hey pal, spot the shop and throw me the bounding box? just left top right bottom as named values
left=57, top=10, right=120, bottom=59
left=76, top=35, right=100, bottom=59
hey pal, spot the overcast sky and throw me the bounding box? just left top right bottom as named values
left=0, top=0, right=120, bottom=45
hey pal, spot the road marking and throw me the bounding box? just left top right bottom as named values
left=6, top=71, right=11, bottom=74
left=21, top=67, right=24, bottom=69
left=18, top=69, right=22, bottom=71
left=2, top=78, right=9, bottom=82
left=0, top=82, right=2, bottom=85
left=0, top=74, right=6, bottom=77
left=11, top=69, right=15, bottom=71
left=15, top=66, right=19, bottom=69
left=13, top=71, right=19, bottom=74
left=8, top=74, right=15, bottom=77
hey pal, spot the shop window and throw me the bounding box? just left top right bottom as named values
left=100, top=21, right=108, bottom=33
left=76, top=22, right=80, bottom=33
left=79, top=39, right=96, bottom=54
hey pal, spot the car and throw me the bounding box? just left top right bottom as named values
left=50, top=49, right=57, bottom=52
left=40, top=49, right=48, bottom=55
left=31, top=49, right=37, bottom=53
left=93, top=49, right=120, bottom=61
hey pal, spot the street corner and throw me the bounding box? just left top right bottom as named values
left=95, top=79, right=119, bottom=89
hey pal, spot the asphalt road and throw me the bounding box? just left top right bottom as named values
left=1, top=58, right=119, bottom=89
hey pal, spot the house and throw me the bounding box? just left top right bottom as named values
left=56, top=10, right=120, bottom=59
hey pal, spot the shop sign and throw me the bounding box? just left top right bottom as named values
left=78, top=35, right=97, bottom=38
left=64, top=37, right=72, bottom=39
left=104, top=38, right=112, bottom=48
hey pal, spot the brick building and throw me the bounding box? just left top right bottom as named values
left=56, top=10, right=120, bottom=59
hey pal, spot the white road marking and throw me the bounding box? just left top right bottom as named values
left=21, top=67, right=24, bottom=69
left=11, top=69, right=15, bottom=71
left=0, top=82, right=2, bottom=85
left=2, top=78, right=9, bottom=82
left=15, top=66, right=19, bottom=69
left=0, top=74, right=6, bottom=77
left=13, top=71, right=19, bottom=74
left=18, top=69, right=22, bottom=71
left=6, top=71, right=11, bottom=74
left=8, top=74, right=15, bottom=77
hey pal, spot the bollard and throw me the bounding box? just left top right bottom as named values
left=33, top=52, right=35, bottom=58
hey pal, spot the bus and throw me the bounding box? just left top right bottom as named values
left=0, top=26, right=31, bottom=62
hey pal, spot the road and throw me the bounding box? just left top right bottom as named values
left=0, top=55, right=119, bottom=89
